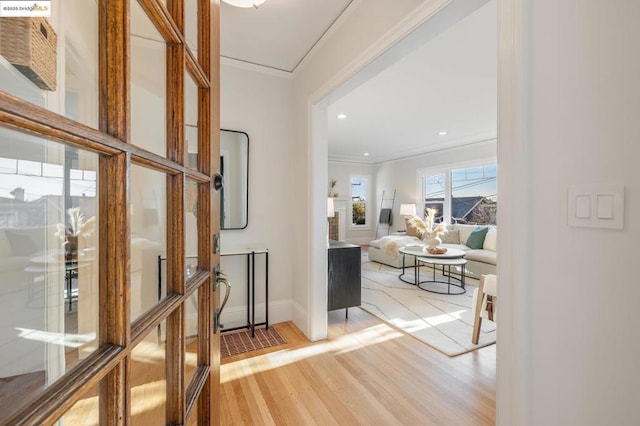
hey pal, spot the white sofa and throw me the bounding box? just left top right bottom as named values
left=368, top=223, right=497, bottom=278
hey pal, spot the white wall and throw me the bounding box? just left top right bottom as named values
left=499, top=0, right=640, bottom=424
left=291, top=0, right=439, bottom=340
left=219, top=63, right=295, bottom=329
left=327, top=161, right=375, bottom=243
left=375, top=140, right=496, bottom=232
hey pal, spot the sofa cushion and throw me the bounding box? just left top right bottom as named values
left=440, top=243, right=470, bottom=252
left=5, top=229, right=39, bottom=256
left=483, top=229, right=497, bottom=251
left=440, top=229, right=460, bottom=244
left=453, top=224, right=476, bottom=245
left=465, top=226, right=489, bottom=249
left=465, top=249, right=497, bottom=265
left=405, top=219, right=422, bottom=238
left=369, top=235, right=422, bottom=252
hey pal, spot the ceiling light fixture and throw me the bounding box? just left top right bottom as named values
left=337, top=114, right=347, bottom=119
left=222, top=0, right=266, bottom=8
left=438, top=131, right=448, bottom=136
left=363, top=152, right=369, bottom=157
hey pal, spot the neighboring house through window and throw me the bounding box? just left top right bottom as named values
left=420, top=163, right=497, bottom=225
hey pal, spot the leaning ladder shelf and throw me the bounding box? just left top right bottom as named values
left=375, top=189, right=396, bottom=239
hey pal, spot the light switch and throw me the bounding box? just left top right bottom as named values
left=596, top=194, right=614, bottom=219
left=568, top=183, right=624, bottom=229
left=575, top=195, right=591, bottom=218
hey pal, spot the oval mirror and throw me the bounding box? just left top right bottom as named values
left=220, top=129, right=249, bottom=229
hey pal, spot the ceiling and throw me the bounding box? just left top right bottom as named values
left=220, top=0, right=352, bottom=73
left=220, top=0, right=496, bottom=164
left=327, top=1, right=497, bottom=163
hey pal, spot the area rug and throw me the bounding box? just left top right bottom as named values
left=220, top=327, right=286, bottom=358
left=360, top=255, right=496, bottom=357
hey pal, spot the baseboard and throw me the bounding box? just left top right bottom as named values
left=219, top=299, right=293, bottom=331
left=291, top=299, right=307, bottom=337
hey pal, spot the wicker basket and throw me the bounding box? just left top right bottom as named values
left=0, top=17, right=57, bottom=91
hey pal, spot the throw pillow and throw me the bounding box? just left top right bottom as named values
left=465, top=226, right=489, bottom=249
left=5, top=229, right=38, bottom=256
left=483, top=229, right=497, bottom=251
left=405, top=219, right=421, bottom=238
left=439, top=229, right=460, bottom=244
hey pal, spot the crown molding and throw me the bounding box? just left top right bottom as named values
left=220, top=56, right=293, bottom=79
left=306, top=0, right=454, bottom=104
left=327, top=155, right=374, bottom=165
left=291, top=0, right=358, bottom=76
left=329, top=135, right=497, bottom=165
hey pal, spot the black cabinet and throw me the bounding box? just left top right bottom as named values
left=328, top=241, right=361, bottom=314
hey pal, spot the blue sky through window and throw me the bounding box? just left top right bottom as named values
left=351, top=177, right=367, bottom=201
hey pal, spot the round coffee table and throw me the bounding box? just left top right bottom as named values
left=417, top=249, right=467, bottom=295
left=398, top=246, right=428, bottom=285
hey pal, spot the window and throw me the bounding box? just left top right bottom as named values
left=423, top=172, right=446, bottom=223
left=421, top=163, right=497, bottom=225
left=351, top=176, right=368, bottom=226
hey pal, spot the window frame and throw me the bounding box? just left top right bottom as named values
left=349, top=174, right=370, bottom=229
left=417, top=158, right=497, bottom=225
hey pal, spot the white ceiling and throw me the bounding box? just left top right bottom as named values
left=328, top=1, right=497, bottom=163
left=220, top=0, right=352, bottom=73
left=220, top=0, right=496, bottom=164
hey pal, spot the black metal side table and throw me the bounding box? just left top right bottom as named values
left=220, top=247, right=269, bottom=337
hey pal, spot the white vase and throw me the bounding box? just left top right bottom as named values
left=424, top=233, right=442, bottom=249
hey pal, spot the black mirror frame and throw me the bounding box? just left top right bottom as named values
left=220, top=129, right=249, bottom=230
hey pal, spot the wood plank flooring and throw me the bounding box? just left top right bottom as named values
left=220, top=308, right=496, bottom=425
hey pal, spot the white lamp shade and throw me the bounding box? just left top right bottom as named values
left=399, top=204, right=417, bottom=217
left=222, top=0, right=266, bottom=8
left=327, top=198, right=335, bottom=218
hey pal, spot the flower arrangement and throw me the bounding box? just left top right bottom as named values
left=55, top=207, right=96, bottom=242
left=55, top=208, right=96, bottom=260
left=407, top=208, right=447, bottom=247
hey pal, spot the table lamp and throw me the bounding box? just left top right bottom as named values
left=399, top=204, right=417, bottom=218
left=327, top=198, right=335, bottom=247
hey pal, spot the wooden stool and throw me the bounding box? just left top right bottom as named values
left=472, top=274, right=497, bottom=344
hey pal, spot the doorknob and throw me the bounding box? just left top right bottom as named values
left=214, top=172, right=224, bottom=191
left=214, top=271, right=231, bottom=333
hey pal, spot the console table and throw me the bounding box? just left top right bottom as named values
left=221, top=247, right=269, bottom=337
left=158, top=249, right=269, bottom=337
left=328, top=241, right=361, bottom=317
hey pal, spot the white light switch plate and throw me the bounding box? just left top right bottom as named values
left=568, top=184, right=624, bottom=229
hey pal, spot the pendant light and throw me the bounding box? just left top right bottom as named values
left=222, top=0, right=266, bottom=8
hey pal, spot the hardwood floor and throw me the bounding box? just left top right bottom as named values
left=220, top=308, right=496, bottom=425
left=6, top=307, right=495, bottom=423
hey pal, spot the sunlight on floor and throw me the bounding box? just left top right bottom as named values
left=220, top=323, right=403, bottom=384
left=131, top=339, right=166, bottom=363
left=131, top=380, right=166, bottom=416
left=15, top=327, right=96, bottom=348
left=391, top=309, right=467, bottom=332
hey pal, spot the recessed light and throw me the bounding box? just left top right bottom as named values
left=337, top=114, right=347, bottom=119
left=363, top=152, right=369, bottom=156
left=438, top=131, right=448, bottom=136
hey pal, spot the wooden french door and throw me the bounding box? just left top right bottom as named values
left=0, top=0, right=220, bottom=424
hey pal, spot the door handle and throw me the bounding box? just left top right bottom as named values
left=214, top=172, right=224, bottom=191
left=214, top=272, right=231, bottom=333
